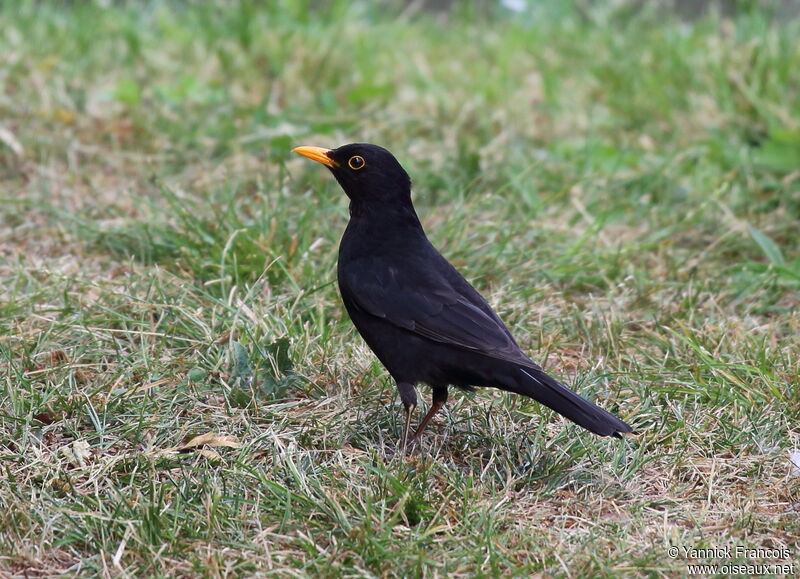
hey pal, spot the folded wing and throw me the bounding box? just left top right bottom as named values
left=339, top=258, right=532, bottom=367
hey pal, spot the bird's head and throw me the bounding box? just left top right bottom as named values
left=292, top=143, right=412, bottom=205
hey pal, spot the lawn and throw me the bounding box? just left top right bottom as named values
left=1, top=0, right=799, bottom=576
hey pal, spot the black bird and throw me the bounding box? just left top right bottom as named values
left=293, top=143, right=633, bottom=445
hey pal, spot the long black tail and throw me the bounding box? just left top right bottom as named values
left=513, top=365, right=633, bottom=437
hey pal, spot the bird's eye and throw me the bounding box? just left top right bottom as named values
left=348, top=155, right=366, bottom=170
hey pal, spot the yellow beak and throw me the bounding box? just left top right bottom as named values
left=292, top=146, right=337, bottom=168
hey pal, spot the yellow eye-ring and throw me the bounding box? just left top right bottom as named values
left=348, top=155, right=366, bottom=170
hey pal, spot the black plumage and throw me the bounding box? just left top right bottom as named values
left=293, top=143, right=633, bottom=444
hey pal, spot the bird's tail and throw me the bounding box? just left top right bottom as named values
left=512, top=365, right=633, bottom=437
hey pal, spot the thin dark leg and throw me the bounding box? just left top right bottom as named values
left=396, top=382, right=417, bottom=450
left=411, top=386, right=448, bottom=443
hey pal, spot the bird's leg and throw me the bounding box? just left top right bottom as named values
left=411, top=386, right=448, bottom=444
left=402, top=404, right=415, bottom=450
left=396, top=382, right=417, bottom=451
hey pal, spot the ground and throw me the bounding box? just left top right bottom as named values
left=1, top=1, right=798, bottom=577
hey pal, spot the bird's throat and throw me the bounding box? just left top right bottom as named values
left=348, top=199, right=422, bottom=228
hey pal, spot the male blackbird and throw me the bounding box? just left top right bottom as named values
left=293, top=143, right=633, bottom=444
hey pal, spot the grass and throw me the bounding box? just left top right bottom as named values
left=1, top=0, right=799, bottom=576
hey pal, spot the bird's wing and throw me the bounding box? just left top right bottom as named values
left=339, top=260, right=531, bottom=365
